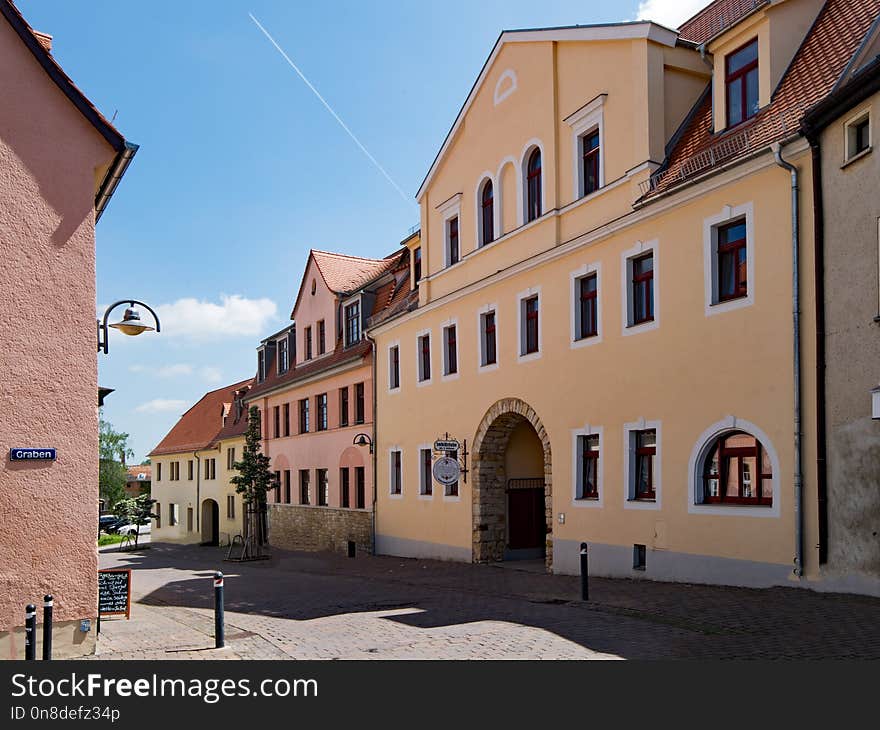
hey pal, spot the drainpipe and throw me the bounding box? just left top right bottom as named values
left=193, top=451, right=201, bottom=536
left=366, top=330, right=378, bottom=556
left=773, top=142, right=804, bottom=578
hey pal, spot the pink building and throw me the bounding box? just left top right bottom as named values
left=0, top=1, right=136, bottom=658
left=246, top=249, right=411, bottom=554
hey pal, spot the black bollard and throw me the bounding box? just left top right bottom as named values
left=347, top=540, right=356, bottom=558
left=42, top=595, right=53, bottom=660
left=24, top=604, right=36, bottom=660
left=213, top=572, right=225, bottom=649
left=580, top=542, right=589, bottom=601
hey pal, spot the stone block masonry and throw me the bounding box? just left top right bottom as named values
left=268, top=504, right=372, bottom=555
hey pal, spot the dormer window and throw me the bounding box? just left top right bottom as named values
left=413, top=247, right=422, bottom=282
left=257, top=349, right=266, bottom=382
left=278, top=337, right=289, bottom=374
left=345, top=301, right=361, bottom=347
left=726, top=39, right=759, bottom=128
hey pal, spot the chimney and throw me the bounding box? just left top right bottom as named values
left=32, top=31, right=52, bottom=52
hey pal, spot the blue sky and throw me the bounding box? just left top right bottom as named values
left=16, top=0, right=702, bottom=461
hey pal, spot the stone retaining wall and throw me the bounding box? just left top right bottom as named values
left=268, top=504, right=372, bottom=555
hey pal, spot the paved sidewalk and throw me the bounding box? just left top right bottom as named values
left=83, top=543, right=880, bottom=660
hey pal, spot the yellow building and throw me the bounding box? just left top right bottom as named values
left=150, top=380, right=252, bottom=545
left=369, top=0, right=879, bottom=588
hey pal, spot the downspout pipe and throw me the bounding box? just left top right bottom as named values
left=773, top=143, right=804, bottom=578
left=366, top=330, right=378, bottom=555
left=193, top=451, right=201, bottom=537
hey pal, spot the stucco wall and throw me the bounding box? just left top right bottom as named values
left=0, top=16, right=116, bottom=652
left=820, top=90, right=880, bottom=585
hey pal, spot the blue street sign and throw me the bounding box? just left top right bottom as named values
left=9, top=448, right=56, bottom=461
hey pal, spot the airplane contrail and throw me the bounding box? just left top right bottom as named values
left=249, top=12, right=413, bottom=206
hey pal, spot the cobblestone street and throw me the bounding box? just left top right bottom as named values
left=83, top=543, right=880, bottom=660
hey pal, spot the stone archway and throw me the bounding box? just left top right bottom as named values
left=472, top=398, right=552, bottom=570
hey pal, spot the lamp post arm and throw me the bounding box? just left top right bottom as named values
left=97, top=299, right=162, bottom=354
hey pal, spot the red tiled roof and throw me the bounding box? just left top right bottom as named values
left=312, top=250, right=398, bottom=294
left=149, top=379, right=253, bottom=456
left=646, top=0, right=880, bottom=198
left=125, top=465, right=151, bottom=481
left=678, top=0, right=766, bottom=44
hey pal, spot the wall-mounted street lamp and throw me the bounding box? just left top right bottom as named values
left=353, top=433, right=373, bottom=454
left=97, top=300, right=160, bottom=354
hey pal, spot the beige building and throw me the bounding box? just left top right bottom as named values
left=802, top=34, right=880, bottom=596
left=369, top=0, right=880, bottom=590
left=150, top=380, right=252, bottom=546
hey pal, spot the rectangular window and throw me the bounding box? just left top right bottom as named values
left=299, top=470, right=310, bottom=505
left=157, top=462, right=162, bottom=482
left=227, top=495, right=235, bottom=519
left=633, top=544, right=647, bottom=571
left=414, top=247, right=422, bottom=282
left=155, top=502, right=161, bottom=529
left=717, top=220, right=747, bottom=301
left=340, top=468, right=350, bottom=508
left=631, top=253, right=654, bottom=325
left=445, top=450, right=459, bottom=497
left=481, top=311, right=497, bottom=366
left=355, top=466, right=365, bottom=509
left=317, top=319, right=326, bottom=355
left=273, top=405, right=280, bottom=439
left=339, top=387, right=349, bottom=427
left=447, top=216, right=459, bottom=266
left=418, top=334, right=431, bottom=382
left=443, top=324, right=457, bottom=376
left=345, top=301, right=361, bottom=347
left=186, top=507, right=193, bottom=532
left=420, top=448, right=433, bottom=496
left=846, top=112, right=871, bottom=160
left=317, top=469, right=329, bottom=506
left=523, top=295, right=539, bottom=355
left=355, top=382, right=365, bottom=424
left=389, top=345, right=400, bottom=389
left=187, top=460, right=193, bottom=480
left=576, top=273, right=598, bottom=339
left=633, top=430, right=657, bottom=501
left=316, top=393, right=328, bottom=431
left=577, top=434, right=600, bottom=500
left=304, top=326, right=312, bottom=360
left=390, top=450, right=402, bottom=495
left=726, top=38, right=759, bottom=128
left=277, top=469, right=287, bottom=504
left=299, top=398, right=310, bottom=433
left=283, top=403, right=290, bottom=437
left=582, top=129, right=600, bottom=196
left=278, top=337, right=289, bottom=373
left=258, top=349, right=266, bottom=382
left=169, top=503, right=178, bottom=526
left=226, top=447, right=235, bottom=470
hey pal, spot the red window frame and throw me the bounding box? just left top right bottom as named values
left=717, top=221, right=747, bottom=301
left=632, top=253, right=654, bottom=325
left=703, top=432, right=773, bottom=506
left=445, top=325, right=457, bottom=375
left=582, top=130, right=600, bottom=196
left=578, top=273, right=598, bottom=339
left=481, top=180, right=494, bottom=245
left=725, top=38, right=759, bottom=128
left=421, top=448, right=433, bottom=495
left=578, top=435, right=599, bottom=500
left=634, top=430, right=656, bottom=501
left=448, top=216, right=459, bottom=265
left=419, top=334, right=431, bottom=381
left=527, top=148, right=542, bottom=222
left=524, top=295, right=539, bottom=354
left=483, top=311, right=496, bottom=365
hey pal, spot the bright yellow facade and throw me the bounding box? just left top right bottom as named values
left=371, top=9, right=826, bottom=587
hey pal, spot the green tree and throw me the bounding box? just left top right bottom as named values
left=112, top=494, right=157, bottom=548
left=230, top=406, right=276, bottom=547
left=99, top=413, right=133, bottom=510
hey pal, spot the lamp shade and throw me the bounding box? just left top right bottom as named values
left=109, top=308, right=154, bottom=337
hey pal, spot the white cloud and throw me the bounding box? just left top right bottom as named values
left=127, top=362, right=223, bottom=385
left=200, top=366, right=223, bottom=384
left=156, top=295, right=278, bottom=340
left=157, top=363, right=194, bottom=377
left=635, top=0, right=706, bottom=28
left=135, top=398, right=190, bottom=414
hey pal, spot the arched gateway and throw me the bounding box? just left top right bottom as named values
left=472, top=398, right=553, bottom=570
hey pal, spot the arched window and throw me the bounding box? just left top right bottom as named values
left=701, top=431, right=772, bottom=505
left=526, top=148, right=542, bottom=222
left=480, top=180, right=494, bottom=246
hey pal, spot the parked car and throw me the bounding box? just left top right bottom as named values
left=98, top=515, right=128, bottom=534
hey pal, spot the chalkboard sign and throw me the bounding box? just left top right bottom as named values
left=98, top=569, right=131, bottom=619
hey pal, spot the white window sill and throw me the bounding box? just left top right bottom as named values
left=517, top=351, right=542, bottom=364
left=842, top=146, right=872, bottom=168
left=624, top=498, right=660, bottom=511
left=418, top=493, right=434, bottom=501
left=688, top=503, right=779, bottom=518
left=388, top=493, right=404, bottom=500
left=622, top=319, right=658, bottom=337
left=441, top=372, right=460, bottom=383
left=706, top=294, right=753, bottom=318
left=571, top=334, right=602, bottom=350
left=442, top=493, right=462, bottom=502
left=571, top=497, right=603, bottom=509
left=416, top=378, right=433, bottom=388
left=478, top=362, right=499, bottom=374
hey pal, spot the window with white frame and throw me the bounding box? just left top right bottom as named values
left=419, top=447, right=433, bottom=496
left=704, top=204, right=754, bottom=314
left=344, top=301, right=361, bottom=347
left=278, top=337, right=289, bottom=373
left=845, top=110, right=871, bottom=161
left=622, top=241, right=658, bottom=333
left=518, top=291, right=540, bottom=358
left=443, top=323, right=458, bottom=376
left=576, top=433, right=600, bottom=500
left=574, top=271, right=599, bottom=341
left=478, top=177, right=495, bottom=247
left=437, top=194, right=462, bottom=270
left=446, top=215, right=460, bottom=266
left=389, top=344, right=400, bottom=390
left=525, top=148, right=542, bottom=222
left=390, top=449, right=402, bottom=495
left=565, top=94, right=605, bottom=201
left=417, top=332, right=431, bottom=383
left=479, top=309, right=497, bottom=367
left=624, top=423, right=660, bottom=506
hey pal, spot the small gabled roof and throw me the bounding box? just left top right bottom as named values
left=415, top=21, right=679, bottom=202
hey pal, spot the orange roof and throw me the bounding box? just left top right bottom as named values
left=645, top=0, right=880, bottom=198
left=678, top=0, right=766, bottom=44
left=312, top=250, right=398, bottom=294
left=126, top=465, right=151, bottom=481
left=149, top=379, right=253, bottom=457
